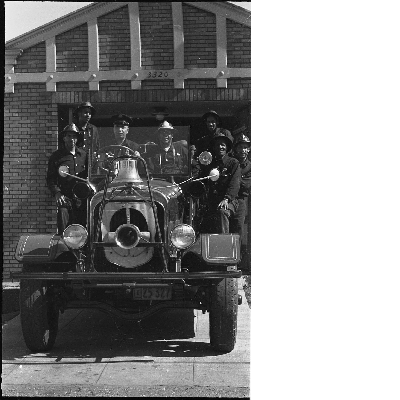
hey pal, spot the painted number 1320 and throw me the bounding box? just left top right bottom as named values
left=147, top=71, right=169, bottom=78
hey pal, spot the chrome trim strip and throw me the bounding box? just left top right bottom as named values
left=18, top=236, right=30, bottom=259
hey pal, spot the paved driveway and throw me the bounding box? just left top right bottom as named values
left=2, top=284, right=250, bottom=396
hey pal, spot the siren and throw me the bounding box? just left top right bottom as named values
left=115, top=224, right=141, bottom=249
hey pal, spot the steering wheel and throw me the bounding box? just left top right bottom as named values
left=98, top=145, right=139, bottom=162
left=92, top=145, right=140, bottom=176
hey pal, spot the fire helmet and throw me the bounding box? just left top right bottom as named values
left=61, top=123, right=80, bottom=135
left=233, top=134, right=251, bottom=148
left=202, top=110, right=221, bottom=125
left=210, top=131, right=233, bottom=152
left=73, top=101, right=96, bottom=118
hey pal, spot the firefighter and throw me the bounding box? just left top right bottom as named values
left=47, top=123, right=88, bottom=234
left=146, top=121, right=189, bottom=175
left=231, top=134, right=251, bottom=239
left=191, top=110, right=234, bottom=161
left=73, top=101, right=100, bottom=157
left=111, top=114, right=140, bottom=154
left=195, top=133, right=240, bottom=233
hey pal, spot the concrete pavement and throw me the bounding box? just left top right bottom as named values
left=2, top=286, right=250, bottom=394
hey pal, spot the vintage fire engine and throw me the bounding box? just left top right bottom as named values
left=13, top=144, right=242, bottom=353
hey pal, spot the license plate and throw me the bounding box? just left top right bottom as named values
left=132, top=286, right=172, bottom=300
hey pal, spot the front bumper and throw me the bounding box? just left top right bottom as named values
left=11, top=271, right=242, bottom=281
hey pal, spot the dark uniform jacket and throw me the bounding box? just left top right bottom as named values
left=237, top=158, right=251, bottom=199
left=194, top=128, right=234, bottom=158
left=122, top=138, right=140, bottom=152
left=146, top=141, right=189, bottom=175
left=113, top=139, right=141, bottom=155
left=195, top=154, right=240, bottom=208
left=47, top=147, right=88, bottom=199
left=75, top=122, right=100, bottom=156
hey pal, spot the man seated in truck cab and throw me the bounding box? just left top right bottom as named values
left=193, top=133, right=240, bottom=234
left=93, top=114, right=142, bottom=176
left=111, top=114, right=140, bottom=155
left=146, top=121, right=189, bottom=176
left=46, top=123, right=88, bottom=235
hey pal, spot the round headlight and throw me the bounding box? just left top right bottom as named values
left=170, top=224, right=196, bottom=250
left=198, top=151, right=212, bottom=165
left=63, top=224, right=88, bottom=249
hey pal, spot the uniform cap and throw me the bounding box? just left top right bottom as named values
left=73, top=101, right=96, bottom=117
left=210, top=131, right=233, bottom=152
left=111, top=114, right=132, bottom=126
left=62, top=123, right=80, bottom=135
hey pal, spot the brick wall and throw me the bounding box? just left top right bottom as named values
left=3, top=84, right=59, bottom=280
left=56, top=24, right=89, bottom=71
left=14, top=42, right=46, bottom=73
left=182, top=4, right=216, bottom=68
left=227, top=19, right=251, bottom=68
left=227, top=78, right=251, bottom=89
left=98, top=6, right=131, bottom=71
left=98, top=80, right=177, bottom=91
left=99, top=81, right=132, bottom=91
left=141, top=80, right=174, bottom=90
left=57, top=82, right=89, bottom=92
left=139, top=2, right=174, bottom=69
left=185, top=79, right=217, bottom=89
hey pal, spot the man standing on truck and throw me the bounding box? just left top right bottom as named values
left=193, top=133, right=240, bottom=234
left=47, top=123, right=88, bottom=235
left=191, top=110, right=234, bottom=162
left=73, top=101, right=100, bottom=158
left=231, top=134, right=251, bottom=239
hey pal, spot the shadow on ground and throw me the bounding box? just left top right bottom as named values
left=2, top=308, right=226, bottom=363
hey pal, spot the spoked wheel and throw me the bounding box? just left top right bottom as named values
left=19, top=279, right=59, bottom=352
left=209, top=277, right=239, bottom=353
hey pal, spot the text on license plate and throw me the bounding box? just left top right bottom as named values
left=132, top=286, right=172, bottom=300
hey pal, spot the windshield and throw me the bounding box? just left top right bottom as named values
left=90, top=125, right=190, bottom=181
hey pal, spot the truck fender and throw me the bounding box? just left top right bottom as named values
left=15, top=234, right=70, bottom=263
left=184, top=233, right=241, bottom=264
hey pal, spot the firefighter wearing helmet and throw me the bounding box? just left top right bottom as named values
left=192, top=132, right=241, bottom=234
left=47, top=123, right=88, bottom=234
left=191, top=110, right=235, bottom=162
left=72, top=101, right=100, bottom=158
left=231, top=134, right=251, bottom=241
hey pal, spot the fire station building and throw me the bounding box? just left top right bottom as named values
left=4, top=2, right=251, bottom=280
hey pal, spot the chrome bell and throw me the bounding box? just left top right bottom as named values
left=112, top=159, right=143, bottom=184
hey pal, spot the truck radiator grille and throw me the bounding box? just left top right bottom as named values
left=110, top=208, right=148, bottom=232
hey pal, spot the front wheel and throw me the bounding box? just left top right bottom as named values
left=209, top=277, right=238, bottom=353
left=19, top=279, right=59, bottom=352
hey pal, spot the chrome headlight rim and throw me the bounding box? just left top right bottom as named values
left=62, top=224, right=88, bottom=249
left=170, top=224, right=196, bottom=250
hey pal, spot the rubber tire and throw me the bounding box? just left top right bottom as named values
left=209, top=277, right=239, bottom=353
left=19, top=279, right=59, bottom=352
